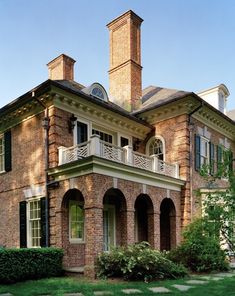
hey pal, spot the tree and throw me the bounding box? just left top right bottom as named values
left=199, top=149, right=235, bottom=257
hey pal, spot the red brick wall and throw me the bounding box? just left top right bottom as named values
left=0, top=112, right=45, bottom=247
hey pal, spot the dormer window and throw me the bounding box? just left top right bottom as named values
left=91, top=87, right=105, bottom=100
left=82, top=83, right=108, bottom=102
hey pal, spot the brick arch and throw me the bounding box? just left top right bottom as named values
left=160, top=198, right=176, bottom=251
left=103, top=188, right=127, bottom=249
left=134, top=194, right=155, bottom=247
left=61, top=188, right=85, bottom=268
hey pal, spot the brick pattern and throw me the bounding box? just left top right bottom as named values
left=0, top=112, right=45, bottom=247
left=49, top=173, right=181, bottom=277
left=108, top=11, right=142, bottom=111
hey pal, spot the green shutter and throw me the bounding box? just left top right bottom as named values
left=209, top=142, right=215, bottom=175
left=195, top=135, right=201, bottom=171
left=19, top=201, right=27, bottom=248
left=217, top=145, right=223, bottom=174
left=229, top=150, right=234, bottom=173
left=40, top=197, right=47, bottom=247
left=4, top=130, right=12, bottom=172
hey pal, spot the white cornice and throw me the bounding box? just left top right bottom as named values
left=52, top=87, right=151, bottom=139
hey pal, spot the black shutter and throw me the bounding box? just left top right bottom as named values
left=40, top=197, right=47, bottom=247
left=217, top=145, right=223, bottom=171
left=209, top=142, right=215, bottom=175
left=4, top=130, right=12, bottom=172
left=19, top=201, right=27, bottom=248
left=229, top=150, right=234, bottom=173
left=195, top=135, right=201, bottom=171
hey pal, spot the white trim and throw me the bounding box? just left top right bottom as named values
left=69, top=200, right=85, bottom=244
left=103, top=205, right=116, bottom=251
left=146, top=135, right=165, bottom=161
left=73, top=116, right=90, bottom=146
left=27, top=197, right=42, bottom=248
left=117, top=132, right=132, bottom=147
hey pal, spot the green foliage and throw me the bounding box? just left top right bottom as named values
left=167, top=219, right=229, bottom=272
left=0, top=248, right=64, bottom=284
left=96, top=242, right=187, bottom=281
left=199, top=148, right=235, bottom=256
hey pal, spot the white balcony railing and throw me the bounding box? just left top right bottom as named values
left=58, top=135, right=180, bottom=179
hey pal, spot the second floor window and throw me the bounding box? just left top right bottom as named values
left=148, top=138, right=164, bottom=161
left=92, top=129, right=113, bottom=144
left=77, top=121, right=88, bottom=144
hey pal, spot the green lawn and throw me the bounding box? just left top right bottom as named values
left=0, top=275, right=235, bottom=296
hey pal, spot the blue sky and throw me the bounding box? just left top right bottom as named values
left=0, top=0, right=235, bottom=110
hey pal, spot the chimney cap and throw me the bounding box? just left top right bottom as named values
left=107, top=10, right=143, bottom=29
left=47, top=53, right=76, bottom=67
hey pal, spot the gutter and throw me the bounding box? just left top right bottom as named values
left=32, top=92, right=50, bottom=247
left=188, top=101, right=204, bottom=222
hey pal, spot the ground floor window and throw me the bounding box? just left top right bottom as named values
left=69, top=201, right=84, bottom=242
left=19, top=197, right=46, bottom=248
left=28, top=199, right=41, bottom=247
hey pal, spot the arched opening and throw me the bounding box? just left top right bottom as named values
left=61, top=189, right=85, bottom=267
left=160, top=198, right=176, bottom=251
left=61, top=189, right=85, bottom=244
left=103, top=188, right=127, bottom=251
left=134, top=194, right=154, bottom=246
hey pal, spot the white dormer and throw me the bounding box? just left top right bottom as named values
left=197, top=84, right=230, bottom=114
left=82, top=83, right=108, bottom=102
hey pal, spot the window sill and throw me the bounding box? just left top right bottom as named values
left=69, top=239, right=85, bottom=244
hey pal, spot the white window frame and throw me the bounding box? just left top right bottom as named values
left=146, top=135, right=165, bottom=161
left=92, top=124, right=116, bottom=144
left=200, top=136, right=210, bottom=167
left=103, top=205, right=116, bottom=252
left=69, top=200, right=85, bottom=244
left=117, top=133, right=132, bottom=148
left=27, top=197, right=42, bottom=248
left=0, top=134, right=5, bottom=173
left=73, top=117, right=91, bottom=146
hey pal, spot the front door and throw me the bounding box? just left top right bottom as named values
left=103, top=206, right=115, bottom=251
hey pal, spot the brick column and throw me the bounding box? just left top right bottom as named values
left=153, top=212, right=160, bottom=250
left=84, top=206, right=103, bottom=278
left=125, top=209, right=135, bottom=245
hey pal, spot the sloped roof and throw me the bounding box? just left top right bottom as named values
left=133, top=85, right=191, bottom=114
left=227, top=109, right=235, bottom=121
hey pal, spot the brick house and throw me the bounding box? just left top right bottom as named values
left=0, top=10, right=234, bottom=277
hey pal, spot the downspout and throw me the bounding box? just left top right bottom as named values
left=32, top=92, right=50, bottom=247
left=188, top=100, right=203, bottom=221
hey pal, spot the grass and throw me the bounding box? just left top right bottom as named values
left=0, top=275, right=234, bottom=296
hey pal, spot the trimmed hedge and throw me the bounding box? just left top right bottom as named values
left=0, top=248, right=64, bottom=284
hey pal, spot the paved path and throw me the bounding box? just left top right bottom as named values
left=1, top=270, right=235, bottom=295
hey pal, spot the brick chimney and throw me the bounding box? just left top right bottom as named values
left=107, top=10, right=143, bottom=111
left=47, top=54, right=76, bottom=80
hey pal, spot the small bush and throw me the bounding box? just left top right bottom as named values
left=96, top=242, right=187, bottom=281
left=167, top=219, right=229, bottom=272
left=0, top=248, right=64, bottom=284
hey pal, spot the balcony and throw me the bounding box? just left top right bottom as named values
left=58, top=135, right=180, bottom=179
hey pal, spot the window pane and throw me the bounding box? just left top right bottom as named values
left=29, top=200, right=41, bottom=247
left=70, top=203, right=84, bottom=240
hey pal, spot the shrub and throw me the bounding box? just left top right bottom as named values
left=0, top=248, right=64, bottom=284
left=167, top=219, right=229, bottom=272
left=96, top=242, right=187, bottom=281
